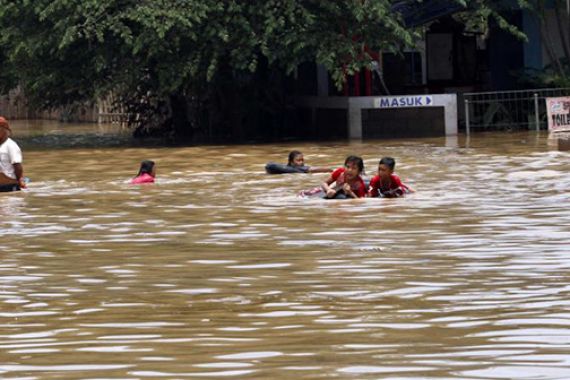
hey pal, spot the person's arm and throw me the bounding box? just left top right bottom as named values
left=342, top=183, right=358, bottom=198
left=393, top=175, right=414, bottom=194
left=321, top=175, right=337, bottom=198
left=13, top=163, right=26, bottom=188
left=307, top=166, right=332, bottom=174
left=368, top=177, right=378, bottom=197
left=403, top=182, right=415, bottom=193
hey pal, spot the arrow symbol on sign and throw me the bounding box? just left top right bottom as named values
left=426, top=97, right=432, bottom=105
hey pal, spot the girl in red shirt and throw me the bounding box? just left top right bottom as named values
left=321, top=155, right=367, bottom=199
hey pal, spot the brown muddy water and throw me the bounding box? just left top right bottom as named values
left=1, top=120, right=569, bottom=379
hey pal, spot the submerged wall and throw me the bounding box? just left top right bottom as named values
left=0, top=87, right=98, bottom=122
left=297, top=94, right=458, bottom=140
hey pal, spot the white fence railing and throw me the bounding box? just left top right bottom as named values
left=464, top=87, right=570, bottom=135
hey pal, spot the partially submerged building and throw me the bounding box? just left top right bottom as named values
left=296, top=1, right=567, bottom=139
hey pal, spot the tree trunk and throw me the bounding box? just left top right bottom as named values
left=537, top=1, right=565, bottom=75
left=169, top=93, right=192, bottom=142
left=540, top=23, right=562, bottom=72
left=554, top=0, right=570, bottom=73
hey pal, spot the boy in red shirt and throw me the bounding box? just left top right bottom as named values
left=368, top=157, right=414, bottom=198
left=321, top=155, right=367, bottom=198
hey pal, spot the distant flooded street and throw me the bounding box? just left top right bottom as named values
left=1, top=120, right=569, bottom=379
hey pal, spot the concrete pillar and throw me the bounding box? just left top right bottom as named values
left=348, top=100, right=362, bottom=139
left=443, top=94, right=458, bottom=136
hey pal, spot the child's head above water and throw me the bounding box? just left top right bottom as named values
left=137, top=160, right=156, bottom=177
left=378, top=157, right=395, bottom=178
left=379, top=157, right=395, bottom=171
left=344, top=155, right=364, bottom=178
left=287, top=150, right=304, bottom=167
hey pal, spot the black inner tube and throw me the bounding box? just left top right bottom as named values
left=265, top=162, right=309, bottom=174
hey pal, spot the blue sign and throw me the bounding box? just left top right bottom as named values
left=375, top=95, right=434, bottom=109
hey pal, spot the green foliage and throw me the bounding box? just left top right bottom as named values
left=517, top=62, right=570, bottom=88
left=454, top=0, right=528, bottom=41
left=455, top=1, right=570, bottom=88
left=0, top=0, right=531, bottom=139
left=0, top=0, right=417, bottom=106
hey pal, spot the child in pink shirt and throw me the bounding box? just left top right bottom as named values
left=130, top=160, right=156, bottom=184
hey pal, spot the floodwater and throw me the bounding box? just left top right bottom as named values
left=1, top=120, right=569, bottom=379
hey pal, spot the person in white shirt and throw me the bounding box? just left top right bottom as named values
left=0, top=116, right=26, bottom=192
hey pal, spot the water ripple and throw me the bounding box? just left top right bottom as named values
left=1, top=131, right=569, bottom=379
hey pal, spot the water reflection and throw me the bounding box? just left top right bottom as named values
left=11, top=119, right=131, bottom=148
left=0, top=195, right=26, bottom=217
left=0, top=122, right=569, bottom=379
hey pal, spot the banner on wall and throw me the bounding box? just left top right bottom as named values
left=546, top=97, right=570, bottom=133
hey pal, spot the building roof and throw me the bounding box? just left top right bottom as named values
left=392, top=0, right=466, bottom=27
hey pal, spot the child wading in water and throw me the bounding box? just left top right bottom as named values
left=130, top=160, right=156, bottom=184
left=266, top=150, right=331, bottom=174
left=321, top=155, right=367, bottom=199
left=368, top=157, right=414, bottom=198
left=286, top=150, right=331, bottom=173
